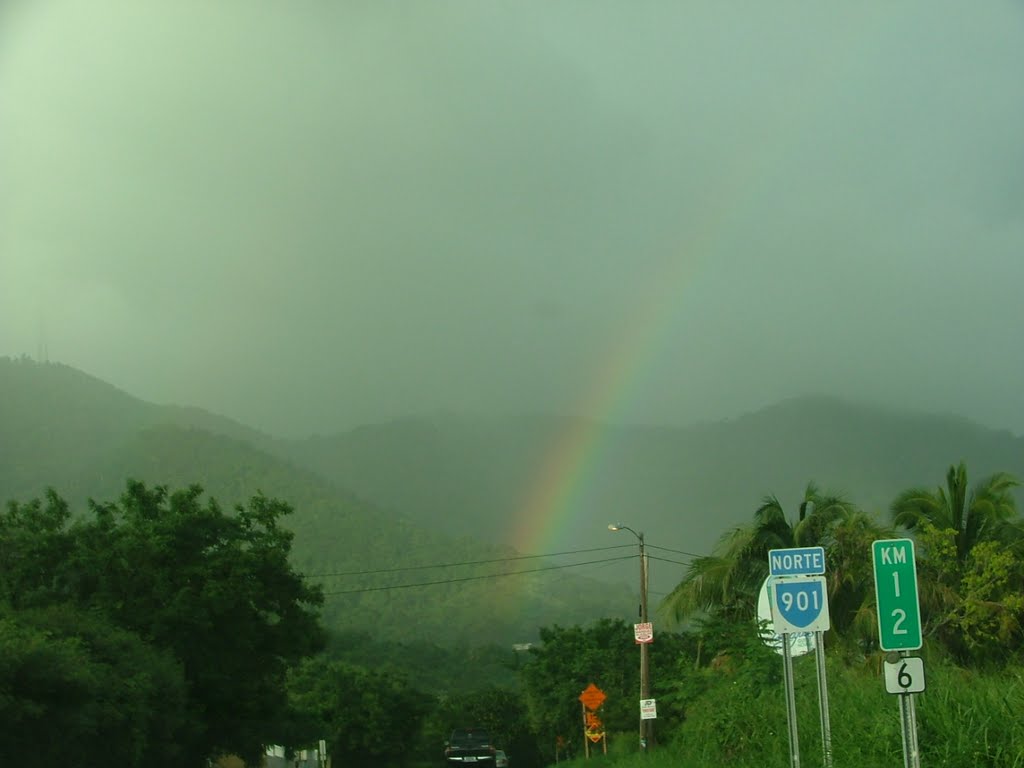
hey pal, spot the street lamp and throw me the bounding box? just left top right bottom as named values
left=608, top=523, right=651, bottom=752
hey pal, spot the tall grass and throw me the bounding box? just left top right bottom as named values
left=556, top=656, right=1024, bottom=768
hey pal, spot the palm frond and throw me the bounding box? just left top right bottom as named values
left=891, top=487, right=943, bottom=530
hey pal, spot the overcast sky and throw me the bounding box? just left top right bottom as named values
left=2, top=0, right=1023, bottom=437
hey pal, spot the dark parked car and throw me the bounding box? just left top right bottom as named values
left=445, top=728, right=498, bottom=767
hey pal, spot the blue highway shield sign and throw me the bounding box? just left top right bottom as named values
left=770, top=576, right=830, bottom=634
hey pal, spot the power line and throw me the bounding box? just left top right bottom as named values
left=319, top=554, right=637, bottom=596
left=646, top=543, right=703, bottom=559
left=648, top=554, right=692, bottom=567
left=303, top=544, right=636, bottom=578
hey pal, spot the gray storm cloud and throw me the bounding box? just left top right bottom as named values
left=2, top=0, right=1023, bottom=436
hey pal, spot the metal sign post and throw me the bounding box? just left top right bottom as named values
left=814, top=630, right=833, bottom=768
left=906, top=685, right=921, bottom=768
left=781, top=636, right=800, bottom=768
left=768, top=547, right=831, bottom=768
left=896, top=685, right=921, bottom=768
left=884, top=653, right=925, bottom=768
left=873, top=540, right=923, bottom=768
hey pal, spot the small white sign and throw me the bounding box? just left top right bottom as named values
left=884, top=656, right=926, bottom=694
left=634, top=622, right=654, bottom=644
left=640, top=698, right=657, bottom=720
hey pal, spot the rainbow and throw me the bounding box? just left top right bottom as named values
left=506, top=148, right=826, bottom=553
left=504, top=2, right=886, bottom=555
left=505, top=250, right=703, bottom=555
left=505, top=168, right=741, bottom=554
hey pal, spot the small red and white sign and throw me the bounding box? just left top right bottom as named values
left=634, top=622, right=653, bottom=644
left=640, top=699, right=657, bottom=720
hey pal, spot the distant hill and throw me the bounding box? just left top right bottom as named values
left=5, top=356, right=1023, bottom=623
left=277, top=397, right=1024, bottom=598
left=0, top=357, right=269, bottom=502
left=0, top=357, right=635, bottom=645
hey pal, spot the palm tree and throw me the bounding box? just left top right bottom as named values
left=890, top=461, right=1019, bottom=564
left=660, top=482, right=858, bottom=626
left=825, top=507, right=897, bottom=641
left=890, top=462, right=1021, bottom=657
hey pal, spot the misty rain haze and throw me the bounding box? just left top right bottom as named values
left=4, top=4, right=1024, bottom=767
left=2, top=0, right=1023, bottom=438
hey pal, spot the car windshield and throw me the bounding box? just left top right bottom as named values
left=453, top=730, right=490, bottom=745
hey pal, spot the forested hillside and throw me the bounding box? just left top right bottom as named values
left=6, top=356, right=1024, bottom=642
left=6, top=357, right=1024, bottom=767
left=0, top=357, right=269, bottom=503
left=280, top=396, right=1024, bottom=576
left=0, top=358, right=634, bottom=645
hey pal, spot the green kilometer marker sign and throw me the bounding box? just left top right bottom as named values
left=872, top=539, right=922, bottom=652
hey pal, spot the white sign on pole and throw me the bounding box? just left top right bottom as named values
left=640, top=699, right=657, bottom=720
left=634, top=622, right=653, bottom=644
left=884, top=657, right=926, bottom=694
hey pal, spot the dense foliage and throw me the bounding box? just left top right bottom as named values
left=0, top=481, right=324, bottom=766
left=661, top=464, right=1023, bottom=663
left=514, top=462, right=1024, bottom=767
left=4, top=440, right=1024, bottom=766
left=284, top=655, right=433, bottom=767
left=0, top=357, right=638, bottom=648
left=518, top=619, right=691, bottom=761
left=0, top=604, right=188, bottom=766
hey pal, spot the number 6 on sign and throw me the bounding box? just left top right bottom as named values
left=884, top=657, right=925, bottom=694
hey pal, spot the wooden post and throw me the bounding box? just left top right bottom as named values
left=582, top=702, right=590, bottom=759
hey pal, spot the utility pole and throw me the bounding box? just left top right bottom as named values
left=609, top=524, right=652, bottom=752
left=638, top=532, right=651, bottom=752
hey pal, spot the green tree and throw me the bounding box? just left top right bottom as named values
left=953, top=539, right=1024, bottom=659
left=890, top=464, right=1022, bottom=662
left=2, top=481, right=325, bottom=766
left=74, top=482, right=326, bottom=764
left=519, top=619, right=687, bottom=759
left=912, top=522, right=1024, bottom=663
left=661, top=483, right=862, bottom=626
left=428, top=686, right=543, bottom=768
left=891, top=461, right=1019, bottom=564
left=520, top=620, right=635, bottom=757
left=823, top=506, right=896, bottom=645
left=0, top=489, right=74, bottom=608
left=286, top=655, right=433, bottom=767
left=0, top=605, right=188, bottom=768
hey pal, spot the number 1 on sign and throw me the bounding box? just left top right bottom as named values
left=893, top=571, right=901, bottom=598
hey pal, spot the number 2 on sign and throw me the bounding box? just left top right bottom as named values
left=780, top=589, right=820, bottom=612
left=891, top=608, right=907, bottom=635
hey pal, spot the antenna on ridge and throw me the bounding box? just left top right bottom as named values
left=36, top=307, right=50, bottom=363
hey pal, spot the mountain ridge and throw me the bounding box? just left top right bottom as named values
left=4, top=356, right=1023, bottom=617
left=0, top=357, right=637, bottom=644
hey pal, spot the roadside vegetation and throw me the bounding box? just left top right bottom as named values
left=2, top=461, right=1023, bottom=767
